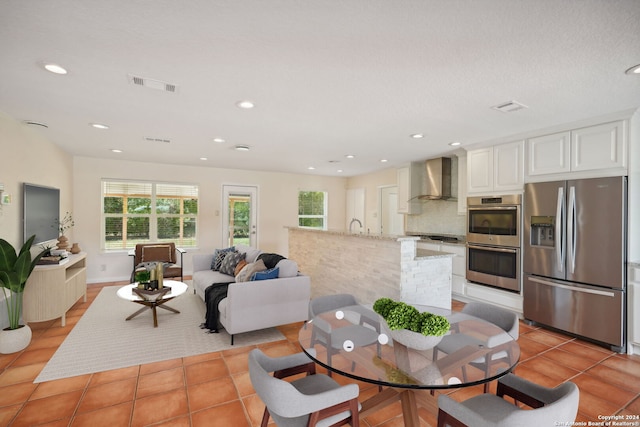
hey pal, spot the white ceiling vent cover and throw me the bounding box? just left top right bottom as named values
left=128, top=74, right=177, bottom=93
left=491, top=100, right=528, bottom=113
left=144, top=137, right=171, bottom=143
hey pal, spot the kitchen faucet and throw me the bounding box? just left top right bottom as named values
left=349, top=218, right=362, bottom=233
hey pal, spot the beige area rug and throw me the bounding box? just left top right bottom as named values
left=35, top=285, right=285, bottom=383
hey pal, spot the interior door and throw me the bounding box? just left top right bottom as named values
left=380, top=186, right=404, bottom=235
left=222, top=185, right=258, bottom=248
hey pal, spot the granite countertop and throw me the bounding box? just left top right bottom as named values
left=415, top=248, right=455, bottom=259
left=286, top=227, right=402, bottom=241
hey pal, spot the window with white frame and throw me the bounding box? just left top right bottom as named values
left=102, top=180, right=198, bottom=250
left=298, top=191, right=327, bottom=230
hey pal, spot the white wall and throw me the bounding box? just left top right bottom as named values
left=0, top=113, right=74, bottom=249
left=73, top=157, right=348, bottom=282
left=346, top=168, right=397, bottom=233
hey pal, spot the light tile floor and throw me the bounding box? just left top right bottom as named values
left=0, top=282, right=638, bottom=426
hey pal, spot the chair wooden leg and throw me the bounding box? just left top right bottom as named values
left=260, top=408, right=270, bottom=427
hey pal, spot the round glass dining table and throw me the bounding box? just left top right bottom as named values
left=298, top=304, right=520, bottom=427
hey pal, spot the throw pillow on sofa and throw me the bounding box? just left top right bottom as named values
left=211, top=246, right=235, bottom=270
left=234, top=259, right=247, bottom=276
left=236, top=259, right=267, bottom=282
left=251, top=267, right=279, bottom=281
left=219, top=251, right=246, bottom=276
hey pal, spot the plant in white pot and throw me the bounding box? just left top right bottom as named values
left=0, top=235, right=46, bottom=354
left=373, top=298, right=450, bottom=350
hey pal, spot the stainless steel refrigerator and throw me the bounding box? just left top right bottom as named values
left=523, top=176, right=626, bottom=352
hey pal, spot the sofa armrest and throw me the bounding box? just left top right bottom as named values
left=192, top=253, right=214, bottom=273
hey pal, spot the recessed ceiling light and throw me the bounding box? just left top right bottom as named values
left=213, top=138, right=225, bottom=143
left=410, top=133, right=424, bottom=139
left=200, top=157, right=208, bottom=161
left=111, top=149, right=122, bottom=153
left=307, top=166, right=316, bottom=170
left=236, top=100, right=255, bottom=109
left=235, top=145, right=250, bottom=151
left=625, top=64, right=640, bottom=75
left=449, top=141, right=461, bottom=146
left=337, top=169, right=343, bottom=173
left=43, top=63, right=68, bottom=75
left=345, top=154, right=355, bottom=159
left=380, top=159, right=388, bottom=163
left=90, top=123, right=109, bottom=130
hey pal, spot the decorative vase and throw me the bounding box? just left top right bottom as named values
left=70, top=243, right=81, bottom=254
left=57, top=235, right=69, bottom=250
left=0, top=325, right=32, bottom=354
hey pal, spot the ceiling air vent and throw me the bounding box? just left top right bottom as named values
left=491, top=100, right=528, bottom=113
left=144, top=137, right=171, bottom=143
left=128, top=74, right=177, bottom=93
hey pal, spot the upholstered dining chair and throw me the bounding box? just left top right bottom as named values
left=308, top=294, right=358, bottom=319
left=308, top=294, right=381, bottom=376
left=434, top=301, right=519, bottom=392
left=248, top=348, right=361, bottom=427
left=437, top=373, right=579, bottom=427
left=130, top=242, right=185, bottom=282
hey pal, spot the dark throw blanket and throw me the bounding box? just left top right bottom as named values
left=203, top=282, right=233, bottom=332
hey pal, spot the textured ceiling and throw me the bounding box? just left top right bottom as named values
left=1, top=0, right=639, bottom=176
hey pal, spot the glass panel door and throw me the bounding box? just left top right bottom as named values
left=222, top=185, right=258, bottom=248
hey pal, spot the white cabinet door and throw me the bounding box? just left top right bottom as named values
left=527, top=120, right=626, bottom=178
left=467, top=148, right=493, bottom=194
left=397, top=166, right=410, bottom=213
left=467, top=142, right=523, bottom=194
left=629, top=266, right=640, bottom=355
left=527, top=131, right=571, bottom=176
left=494, top=141, right=524, bottom=191
left=572, top=121, right=625, bottom=172
left=397, top=163, right=422, bottom=214
left=457, top=154, right=467, bottom=214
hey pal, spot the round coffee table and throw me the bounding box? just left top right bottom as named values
left=116, top=280, right=188, bottom=327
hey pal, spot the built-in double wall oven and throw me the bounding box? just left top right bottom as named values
left=466, top=194, right=522, bottom=293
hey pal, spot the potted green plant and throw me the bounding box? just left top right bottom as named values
left=373, top=298, right=450, bottom=350
left=0, top=235, right=46, bottom=353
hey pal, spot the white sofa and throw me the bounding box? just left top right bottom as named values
left=192, top=245, right=311, bottom=344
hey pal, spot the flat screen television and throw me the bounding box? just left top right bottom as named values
left=23, top=183, right=60, bottom=246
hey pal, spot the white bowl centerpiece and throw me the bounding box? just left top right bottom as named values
left=373, top=298, right=450, bottom=350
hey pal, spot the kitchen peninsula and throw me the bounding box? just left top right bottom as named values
left=287, top=227, right=454, bottom=309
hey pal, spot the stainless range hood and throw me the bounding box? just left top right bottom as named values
left=418, top=157, right=452, bottom=200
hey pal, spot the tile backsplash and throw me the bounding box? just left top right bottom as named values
left=406, top=199, right=465, bottom=235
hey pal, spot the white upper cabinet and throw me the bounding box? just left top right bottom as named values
left=527, top=120, right=626, bottom=178
left=457, top=153, right=467, bottom=214
left=527, top=131, right=571, bottom=176
left=572, top=121, right=625, bottom=172
left=397, top=162, right=422, bottom=214
left=467, top=141, right=524, bottom=194
left=467, top=148, right=493, bottom=194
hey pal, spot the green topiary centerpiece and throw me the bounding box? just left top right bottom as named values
left=373, top=298, right=450, bottom=337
